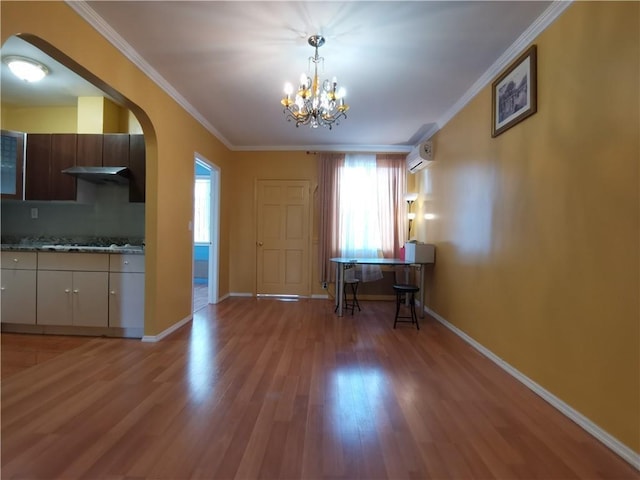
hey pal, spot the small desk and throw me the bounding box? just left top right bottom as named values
left=330, top=257, right=430, bottom=317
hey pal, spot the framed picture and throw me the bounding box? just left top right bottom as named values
left=491, top=45, right=537, bottom=137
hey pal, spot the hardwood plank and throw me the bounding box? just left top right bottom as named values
left=1, top=298, right=638, bottom=480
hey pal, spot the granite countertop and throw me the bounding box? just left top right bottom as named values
left=1, top=244, right=144, bottom=254
left=1, top=236, right=145, bottom=255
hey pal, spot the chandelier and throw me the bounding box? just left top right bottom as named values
left=281, top=35, right=349, bottom=129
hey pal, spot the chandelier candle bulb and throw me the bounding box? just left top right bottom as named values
left=281, top=35, right=349, bottom=129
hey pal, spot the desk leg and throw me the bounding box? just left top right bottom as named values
left=419, top=265, right=425, bottom=318
left=335, top=263, right=344, bottom=316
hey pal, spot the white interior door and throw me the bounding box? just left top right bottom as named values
left=256, top=179, right=310, bottom=296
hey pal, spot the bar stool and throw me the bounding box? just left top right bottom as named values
left=392, top=284, right=420, bottom=330
left=333, top=268, right=362, bottom=315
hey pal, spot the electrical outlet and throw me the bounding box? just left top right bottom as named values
left=322, top=281, right=328, bottom=289
left=30, top=208, right=38, bottom=219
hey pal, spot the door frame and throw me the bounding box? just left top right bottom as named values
left=193, top=154, right=220, bottom=306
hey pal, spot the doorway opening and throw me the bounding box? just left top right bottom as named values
left=193, top=156, right=220, bottom=312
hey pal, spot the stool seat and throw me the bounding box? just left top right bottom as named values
left=392, top=284, right=420, bottom=330
left=392, top=284, right=419, bottom=294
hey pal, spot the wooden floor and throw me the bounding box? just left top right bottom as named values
left=194, top=283, right=209, bottom=313
left=1, top=298, right=638, bottom=479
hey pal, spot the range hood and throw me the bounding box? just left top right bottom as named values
left=62, top=166, right=130, bottom=185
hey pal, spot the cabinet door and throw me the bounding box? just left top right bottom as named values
left=50, top=134, right=77, bottom=200
left=1, top=130, right=25, bottom=200
left=76, top=134, right=102, bottom=167
left=25, top=134, right=51, bottom=200
left=129, top=134, right=145, bottom=202
left=72, top=271, right=108, bottom=327
left=109, top=272, right=144, bottom=328
left=37, top=270, right=73, bottom=325
left=103, top=134, right=130, bottom=167
left=1, top=269, right=36, bottom=324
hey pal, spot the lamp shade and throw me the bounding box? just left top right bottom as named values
left=405, top=192, right=418, bottom=202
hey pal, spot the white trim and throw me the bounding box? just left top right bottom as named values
left=217, top=293, right=230, bottom=302
left=65, top=1, right=233, bottom=150
left=68, top=1, right=570, bottom=153
left=235, top=144, right=413, bottom=153
left=423, top=306, right=640, bottom=470
left=141, top=314, right=192, bottom=343
left=311, top=294, right=329, bottom=299
left=422, top=0, right=573, bottom=143
left=230, top=292, right=254, bottom=297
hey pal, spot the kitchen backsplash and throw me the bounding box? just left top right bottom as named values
left=1, top=188, right=144, bottom=239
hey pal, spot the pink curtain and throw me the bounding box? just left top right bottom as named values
left=317, top=152, right=407, bottom=283
left=318, top=153, right=344, bottom=283
left=376, top=154, right=407, bottom=257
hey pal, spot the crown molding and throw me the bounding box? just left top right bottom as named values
left=235, top=144, right=413, bottom=153
left=67, top=0, right=571, bottom=153
left=426, top=0, right=573, bottom=142
left=65, top=1, right=234, bottom=150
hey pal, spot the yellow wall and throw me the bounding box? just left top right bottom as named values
left=1, top=1, right=233, bottom=337
left=77, top=96, right=104, bottom=133
left=413, top=2, right=639, bottom=452
left=1, top=104, right=77, bottom=132
left=102, top=97, right=122, bottom=133
left=2, top=98, right=141, bottom=134
left=229, top=150, right=323, bottom=296
left=77, top=96, right=128, bottom=133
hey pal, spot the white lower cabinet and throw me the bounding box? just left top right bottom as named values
left=37, top=270, right=109, bottom=327
left=1, top=252, right=38, bottom=325
left=108, top=254, right=145, bottom=331
left=37, top=252, right=110, bottom=327
left=2, top=250, right=144, bottom=336
left=109, top=273, right=145, bottom=328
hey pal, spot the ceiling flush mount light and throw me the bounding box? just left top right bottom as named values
left=3, top=56, right=49, bottom=83
left=281, top=35, right=349, bottom=129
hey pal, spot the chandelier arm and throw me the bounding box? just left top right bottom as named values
left=281, top=34, right=348, bottom=129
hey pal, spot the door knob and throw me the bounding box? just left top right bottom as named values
left=257, top=242, right=263, bottom=246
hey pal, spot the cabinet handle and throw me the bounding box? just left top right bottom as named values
left=110, top=290, right=116, bottom=295
left=124, top=260, right=129, bottom=265
left=13, top=258, right=18, bottom=262
left=1, top=287, right=5, bottom=291
left=65, top=289, right=71, bottom=293
left=73, top=289, right=79, bottom=294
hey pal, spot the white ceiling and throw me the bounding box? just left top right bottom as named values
left=1, top=1, right=558, bottom=152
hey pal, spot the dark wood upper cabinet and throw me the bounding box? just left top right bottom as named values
left=24, top=133, right=145, bottom=202
left=103, top=134, right=130, bottom=167
left=128, top=134, right=145, bottom=203
left=25, top=134, right=52, bottom=200
left=50, top=134, right=76, bottom=201
left=76, top=134, right=103, bottom=167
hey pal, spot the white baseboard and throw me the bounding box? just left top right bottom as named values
left=229, top=292, right=253, bottom=297
left=216, top=293, right=230, bottom=303
left=311, top=294, right=329, bottom=299
left=423, top=306, right=640, bottom=470
left=141, top=314, right=192, bottom=342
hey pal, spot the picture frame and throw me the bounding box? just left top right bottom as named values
left=491, top=45, right=537, bottom=137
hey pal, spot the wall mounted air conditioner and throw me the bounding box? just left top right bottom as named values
left=406, top=140, right=433, bottom=173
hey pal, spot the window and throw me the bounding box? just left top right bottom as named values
left=338, top=154, right=382, bottom=257
left=318, top=153, right=407, bottom=282
left=193, top=176, right=210, bottom=243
